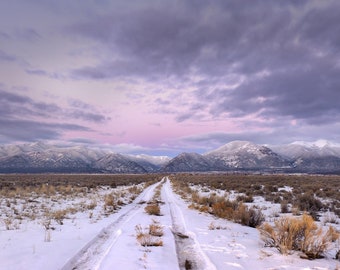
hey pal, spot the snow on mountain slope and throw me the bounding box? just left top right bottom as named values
left=127, top=154, right=171, bottom=172
left=204, top=141, right=290, bottom=169
left=2, top=140, right=340, bottom=173
left=270, top=140, right=340, bottom=172
left=161, top=152, right=212, bottom=172
left=0, top=142, right=168, bottom=173
left=131, top=154, right=171, bottom=166
left=272, top=140, right=340, bottom=159
left=94, top=153, right=148, bottom=173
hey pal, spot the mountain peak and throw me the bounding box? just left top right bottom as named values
left=291, top=140, right=339, bottom=148
left=205, top=141, right=257, bottom=155
left=204, top=140, right=289, bottom=169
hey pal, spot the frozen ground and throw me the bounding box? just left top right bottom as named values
left=1, top=177, right=339, bottom=269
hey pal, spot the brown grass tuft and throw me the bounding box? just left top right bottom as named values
left=258, top=213, right=339, bottom=259
left=149, top=220, right=164, bottom=237
left=145, top=203, right=161, bottom=216
left=135, top=224, right=163, bottom=247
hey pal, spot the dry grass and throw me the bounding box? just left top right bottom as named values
left=234, top=203, right=265, bottom=228
left=135, top=224, right=163, bottom=247
left=170, top=173, right=340, bottom=217
left=2, top=217, right=20, bottom=230
left=145, top=203, right=161, bottom=216
left=104, top=193, right=117, bottom=212
left=172, top=178, right=264, bottom=228
left=50, top=209, right=68, bottom=225
left=0, top=174, right=165, bottom=191
left=149, top=220, right=164, bottom=237
left=143, top=181, right=165, bottom=216
left=258, top=214, right=340, bottom=259
left=86, top=200, right=97, bottom=210
left=0, top=174, right=153, bottom=232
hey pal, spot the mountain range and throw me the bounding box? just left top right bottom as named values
left=1, top=140, right=340, bottom=173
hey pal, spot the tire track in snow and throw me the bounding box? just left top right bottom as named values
left=61, top=181, right=161, bottom=270
left=162, top=177, right=216, bottom=270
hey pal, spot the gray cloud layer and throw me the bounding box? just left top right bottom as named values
left=67, top=0, right=340, bottom=129
left=0, top=89, right=108, bottom=143
left=1, top=0, right=340, bottom=149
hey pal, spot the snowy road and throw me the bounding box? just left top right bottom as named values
left=62, top=177, right=217, bottom=270
left=61, top=181, right=161, bottom=269
left=162, top=178, right=216, bottom=270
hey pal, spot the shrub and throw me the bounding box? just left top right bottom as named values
left=135, top=224, right=163, bottom=247
left=236, top=194, right=254, bottom=203
left=296, top=192, right=324, bottom=220
left=211, top=201, right=235, bottom=220
left=281, top=201, right=290, bottom=213
left=234, top=203, right=265, bottom=228
left=2, top=217, right=20, bottom=230
left=258, top=214, right=339, bottom=259
left=145, top=203, right=161, bottom=216
left=149, top=220, right=164, bottom=237
left=104, top=193, right=117, bottom=212
left=51, top=209, right=68, bottom=225
left=128, top=185, right=142, bottom=195
left=86, top=200, right=97, bottom=210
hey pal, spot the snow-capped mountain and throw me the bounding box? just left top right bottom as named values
left=271, top=140, right=340, bottom=159
left=130, top=154, right=171, bottom=166
left=204, top=141, right=290, bottom=170
left=2, top=140, right=340, bottom=173
left=0, top=142, right=52, bottom=157
left=93, top=153, right=147, bottom=174
left=127, top=154, right=171, bottom=172
left=271, top=140, right=340, bottom=172
left=0, top=142, right=169, bottom=173
left=161, top=152, right=212, bottom=172
left=0, top=143, right=107, bottom=173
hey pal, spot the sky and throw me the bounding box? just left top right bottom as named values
left=1, top=0, right=340, bottom=156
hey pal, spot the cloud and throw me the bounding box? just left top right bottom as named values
left=69, top=110, right=109, bottom=122
left=0, top=49, right=17, bottom=62
left=66, top=1, right=340, bottom=126
left=0, top=89, right=109, bottom=123
left=0, top=88, right=109, bottom=143
left=2, top=0, right=340, bottom=150
left=215, top=61, right=340, bottom=125
left=67, top=1, right=296, bottom=79
left=25, top=69, right=63, bottom=79
left=14, top=28, right=41, bottom=42
left=0, top=118, right=89, bottom=143
left=178, top=124, right=340, bottom=153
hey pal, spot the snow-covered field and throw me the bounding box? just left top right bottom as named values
left=1, top=177, right=339, bottom=269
